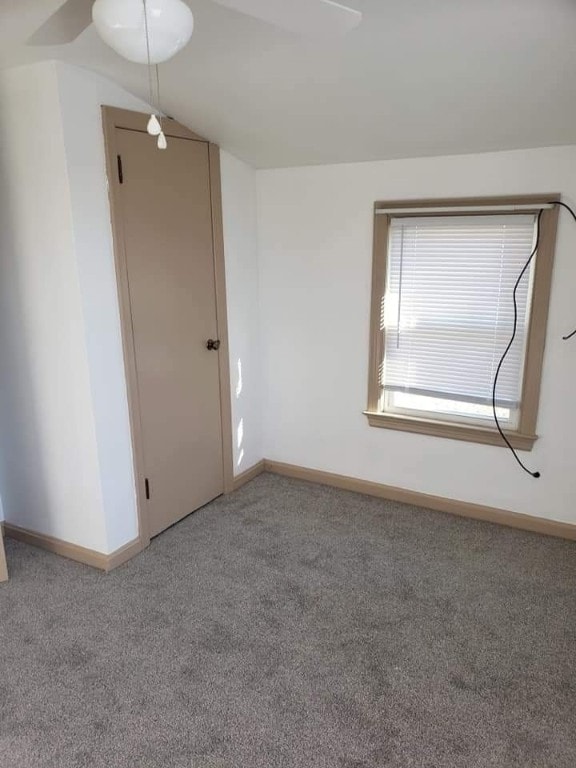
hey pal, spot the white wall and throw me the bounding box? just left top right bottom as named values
left=0, top=61, right=151, bottom=552
left=220, top=151, right=263, bottom=475
left=0, top=62, right=106, bottom=548
left=257, top=146, right=576, bottom=525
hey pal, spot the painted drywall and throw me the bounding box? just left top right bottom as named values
left=257, top=146, right=576, bottom=524
left=55, top=62, right=151, bottom=553
left=220, top=151, right=263, bottom=475
left=0, top=62, right=106, bottom=548
left=0, top=61, right=151, bottom=552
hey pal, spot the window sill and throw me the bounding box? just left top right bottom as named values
left=363, top=411, right=537, bottom=451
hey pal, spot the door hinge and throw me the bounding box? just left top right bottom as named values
left=145, top=478, right=150, bottom=500
left=117, top=154, right=124, bottom=184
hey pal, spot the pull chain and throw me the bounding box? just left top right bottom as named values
left=143, top=0, right=166, bottom=149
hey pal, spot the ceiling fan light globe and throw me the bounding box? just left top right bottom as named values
left=92, top=0, right=194, bottom=64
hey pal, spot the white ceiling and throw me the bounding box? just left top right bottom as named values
left=1, top=0, right=576, bottom=168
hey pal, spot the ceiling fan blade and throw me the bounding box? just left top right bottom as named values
left=211, top=0, right=362, bottom=39
left=27, top=0, right=94, bottom=46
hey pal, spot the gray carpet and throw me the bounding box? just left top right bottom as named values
left=1, top=473, right=576, bottom=768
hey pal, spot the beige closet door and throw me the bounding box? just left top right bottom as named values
left=116, top=128, right=224, bottom=538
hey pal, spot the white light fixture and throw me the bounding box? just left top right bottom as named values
left=92, top=0, right=194, bottom=64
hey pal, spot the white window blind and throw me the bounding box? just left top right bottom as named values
left=382, top=214, right=537, bottom=410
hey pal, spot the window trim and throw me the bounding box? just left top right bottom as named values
left=365, top=195, right=560, bottom=450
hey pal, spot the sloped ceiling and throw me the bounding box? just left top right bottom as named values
left=1, top=0, right=576, bottom=168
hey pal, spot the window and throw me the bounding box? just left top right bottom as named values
left=365, top=196, right=559, bottom=449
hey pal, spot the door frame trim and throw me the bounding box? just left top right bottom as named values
left=101, top=106, right=234, bottom=551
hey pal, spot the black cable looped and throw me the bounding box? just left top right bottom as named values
left=494, top=200, right=576, bottom=477
left=492, top=210, right=543, bottom=479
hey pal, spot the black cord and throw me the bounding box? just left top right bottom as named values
left=551, top=200, right=576, bottom=225
left=493, top=199, right=576, bottom=477
left=492, top=210, right=543, bottom=479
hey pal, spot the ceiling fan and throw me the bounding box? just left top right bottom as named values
left=28, top=0, right=363, bottom=50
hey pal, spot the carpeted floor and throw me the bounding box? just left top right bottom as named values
left=1, top=473, right=576, bottom=768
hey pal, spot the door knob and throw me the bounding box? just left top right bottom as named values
left=206, top=339, right=220, bottom=351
